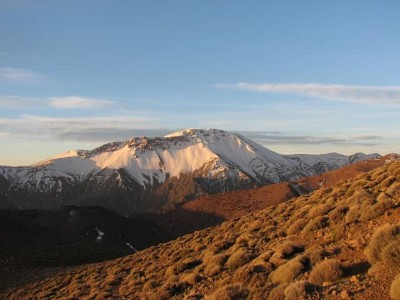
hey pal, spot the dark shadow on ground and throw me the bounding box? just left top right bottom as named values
left=343, top=261, right=371, bottom=277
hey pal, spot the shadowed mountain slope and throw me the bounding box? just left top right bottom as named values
left=146, top=155, right=389, bottom=238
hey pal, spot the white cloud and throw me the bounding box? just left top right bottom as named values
left=0, top=67, right=42, bottom=82
left=216, top=82, right=400, bottom=105
left=49, top=96, right=114, bottom=109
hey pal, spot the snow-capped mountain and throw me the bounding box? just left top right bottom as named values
left=0, top=129, right=381, bottom=215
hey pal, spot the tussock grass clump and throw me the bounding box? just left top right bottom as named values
left=175, top=257, right=202, bottom=273
left=206, top=254, right=229, bottom=266
left=306, top=246, right=329, bottom=267
left=308, top=203, right=333, bottom=218
left=345, top=205, right=361, bottom=223
left=284, top=280, right=313, bottom=300
left=267, top=284, right=287, bottom=300
left=359, top=200, right=395, bottom=222
left=270, top=255, right=309, bottom=284
left=269, top=242, right=304, bottom=266
left=205, top=284, right=248, bottom=300
left=286, top=218, right=309, bottom=235
left=308, top=259, right=343, bottom=285
left=226, top=249, right=251, bottom=270
left=142, top=280, right=158, bottom=291
left=330, top=224, right=347, bottom=242
left=209, top=240, right=234, bottom=253
left=204, top=264, right=221, bottom=277
left=328, top=205, right=349, bottom=223
left=381, top=239, right=400, bottom=266
left=303, top=216, right=329, bottom=233
left=365, top=224, right=400, bottom=264
left=391, top=274, right=400, bottom=300
left=181, top=272, right=201, bottom=286
left=232, top=264, right=267, bottom=284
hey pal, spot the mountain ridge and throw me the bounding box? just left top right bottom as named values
left=0, top=129, right=381, bottom=215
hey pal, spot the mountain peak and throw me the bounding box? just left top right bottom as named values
left=164, top=128, right=228, bottom=138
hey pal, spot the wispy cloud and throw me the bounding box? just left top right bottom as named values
left=0, top=67, right=42, bottom=83
left=0, top=95, right=40, bottom=108
left=60, top=128, right=174, bottom=142
left=239, top=131, right=382, bottom=147
left=49, top=96, right=114, bottom=109
left=0, top=95, right=114, bottom=109
left=216, top=82, right=400, bottom=105
left=0, top=114, right=167, bottom=142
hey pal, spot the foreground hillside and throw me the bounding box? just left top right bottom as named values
left=4, top=159, right=400, bottom=299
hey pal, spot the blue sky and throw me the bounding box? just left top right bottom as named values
left=1, top=0, right=399, bottom=166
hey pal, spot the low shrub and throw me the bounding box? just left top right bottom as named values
left=345, top=205, right=361, bottom=223
left=308, top=259, right=342, bottom=285
left=270, top=255, right=309, bottom=284
left=328, top=205, right=349, bottom=223
left=303, top=216, right=329, bottom=233
left=181, top=272, right=201, bottom=286
left=287, top=218, right=309, bottom=235
left=359, top=200, right=395, bottom=222
left=308, top=203, right=333, bottom=218
left=226, top=249, right=251, bottom=270
left=205, top=284, right=248, bottom=300
left=204, top=264, right=221, bottom=277
left=365, top=224, right=400, bottom=264
left=142, top=280, right=158, bottom=291
left=232, top=265, right=256, bottom=283
left=330, top=224, right=347, bottom=242
left=284, top=280, right=313, bottom=300
left=267, top=284, right=287, bottom=300
left=269, top=242, right=304, bottom=266
left=207, top=254, right=229, bottom=267
left=391, top=273, right=400, bottom=300
left=306, top=246, right=329, bottom=267
left=382, top=239, right=400, bottom=267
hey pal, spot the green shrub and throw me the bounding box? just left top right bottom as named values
left=365, top=224, right=400, bottom=264
left=308, top=259, right=342, bottom=285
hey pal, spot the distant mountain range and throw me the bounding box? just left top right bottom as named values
left=0, top=129, right=381, bottom=215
